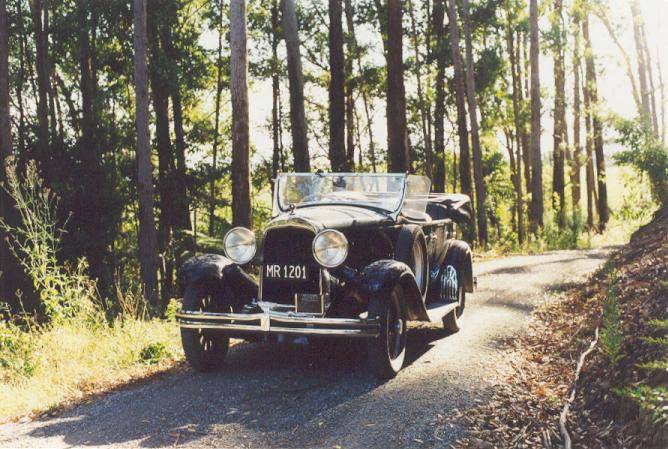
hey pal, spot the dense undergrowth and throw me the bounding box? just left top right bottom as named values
left=459, top=205, right=667, bottom=448
left=0, top=161, right=181, bottom=421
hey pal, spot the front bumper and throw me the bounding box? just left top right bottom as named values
left=176, top=310, right=380, bottom=338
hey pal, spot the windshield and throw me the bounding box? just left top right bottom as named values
left=275, top=173, right=407, bottom=213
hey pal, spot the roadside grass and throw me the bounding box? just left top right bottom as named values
left=0, top=161, right=182, bottom=422
left=0, top=316, right=182, bottom=421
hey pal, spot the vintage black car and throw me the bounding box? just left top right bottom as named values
left=176, top=173, right=474, bottom=379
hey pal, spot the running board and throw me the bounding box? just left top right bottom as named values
left=425, top=301, right=458, bottom=323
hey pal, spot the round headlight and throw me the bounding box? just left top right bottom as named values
left=312, top=229, right=348, bottom=268
left=223, top=227, right=256, bottom=264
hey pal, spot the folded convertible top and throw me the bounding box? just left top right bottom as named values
left=426, top=193, right=472, bottom=225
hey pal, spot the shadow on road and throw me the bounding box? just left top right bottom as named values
left=25, top=325, right=451, bottom=448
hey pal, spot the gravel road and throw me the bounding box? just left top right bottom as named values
left=0, top=248, right=610, bottom=449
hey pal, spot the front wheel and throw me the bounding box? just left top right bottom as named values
left=366, top=284, right=408, bottom=380
left=180, top=283, right=230, bottom=372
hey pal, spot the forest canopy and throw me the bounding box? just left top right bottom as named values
left=0, top=0, right=664, bottom=312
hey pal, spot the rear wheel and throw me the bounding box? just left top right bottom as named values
left=180, top=283, right=230, bottom=372
left=367, top=285, right=408, bottom=380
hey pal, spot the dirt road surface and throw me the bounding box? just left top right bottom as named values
left=0, top=248, right=610, bottom=449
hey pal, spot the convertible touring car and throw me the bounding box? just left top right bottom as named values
left=176, top=173, right=474, bottom=379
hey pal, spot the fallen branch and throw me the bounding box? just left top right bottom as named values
left=559, top=326, right=600, bottom=449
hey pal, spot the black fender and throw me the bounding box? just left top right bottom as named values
left=353, top=259, right=429, bottom=321
left=443, top=240, right=473, bottom=293
left=177, top=254, right=258, bottom=310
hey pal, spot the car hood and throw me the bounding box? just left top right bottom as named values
left=267, top=205, right=394, bottom=232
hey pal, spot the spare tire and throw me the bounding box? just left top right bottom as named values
left=395, top=225, right=429, bottom=298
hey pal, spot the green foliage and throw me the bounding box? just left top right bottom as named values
left=139, top=342, right=171, bottom=365
left=616, top=386, right=668, bottom=424
left=0, top=305, right=35, bottom=381
left=0, top=160, right=102, bottom=324
left=600, top=274, right=623, bottom=365
left=613, top=117, right=668, bottom=206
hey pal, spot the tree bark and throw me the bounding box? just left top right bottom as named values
left=432, top=0, right=446, bottom=192
left=281, top=0, right=310, bottom=172
left=230, top=0, right=251, bottom=228
left=658, top=53, right=666, bottom=145
left=529, top=0, right=543, bottom=233
left=30, top=0, right=50, bottom=161
left=347, top=1, right=376, bottom=172
left=582, top=55, right=596, bottom=230
left=148, top=5, right=175, bottom=301
left=630, top=0, right=651, bottom=127
left=460, top=0, right=487, bottom=245
left=328, top=0, right=347, bottom=171
left=386, top=0, right=410, bottom=173
left=344, top=0, right=355, bottom=170
left=159, top=21, right=191, bottom=232
left=517, top=30, right=531, bottom=192
left=408, top=0, right=432, bottom=179
left=271, top=0, right=282, bottom=180
left=640, top=22, right=659, bottom=136
left=505, top=7, right=524, bottom=244
left=132, top=0, right=159, bottom=306
left=594, top=7, right=641, bottom=113
left=551, top=0, right=567, bottom=227
left=571, top=14, right=582, bottom=216
left=582, top=14, right=608, bottom=230
left=446, top=0, right=473, bottom=241
left=0, top=0, right=13, bottom=302
left=209, top=2, right=224, bottom=236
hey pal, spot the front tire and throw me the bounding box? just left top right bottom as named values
left=367, top=285, right=408, bottom=380
left=180, top=283, right=230, bottom=372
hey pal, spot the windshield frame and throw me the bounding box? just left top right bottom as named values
left=273, top=173, right=409, bottom=215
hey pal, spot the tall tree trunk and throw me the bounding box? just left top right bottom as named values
left=594, top=8, right=641, bottom=114
left=0, top=0, right=13, bottom=302
left=432, top=0, right=446, bottom=192
left=517, top=30, right=531, bottom=192
left=148, top=7, right=175, bottom=302
left=328, top=0, right=347, bottom=171
left=446, top=0, right=473, bottom=241
left=640, top=22, right=659, bottom=136
left=344, top=0, right=355, bottom=170
left=281, top=0, right=310, bottom=172
left=78, top=0, right=108, bottom=284
left=460, top=0, right=487, bottom=245
left=209, top=2, right=224, bottom=236
left=529, top=0, right=543, bottom=233
left=132, top=0, right=159, bottom=306
left=551, top=0, right=567, bottom=227
left=230, top=0, right=251, bottom=228
left=386, top=0, right=410, bottom=173
left=659, top=53, right=666, bottom=145
left=505, top=8, right=524, bottom=244
left=571, top=15, right=582, bottom=217
left=271, top=0, right=282, bottom=180
left=630, top=1, right=651, bottom=126
left=347, top=2, right=376, bottom=172
left=408, top=0, right=432, bottom=179
left=583, top=13, right=608, bottom=230
left=159, top=22, right=191, bottom=232
left=583, top=61, right=596, bottom=230
left=30, top=0, right=50, bottom=161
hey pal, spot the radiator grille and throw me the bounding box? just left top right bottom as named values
left=261, top=227, right=320, bottom=305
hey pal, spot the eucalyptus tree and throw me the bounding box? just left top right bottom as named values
left=132, top=0, right=159, bottom=306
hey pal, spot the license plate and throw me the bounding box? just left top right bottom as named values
left=264, top=264, right=310, bottom=281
